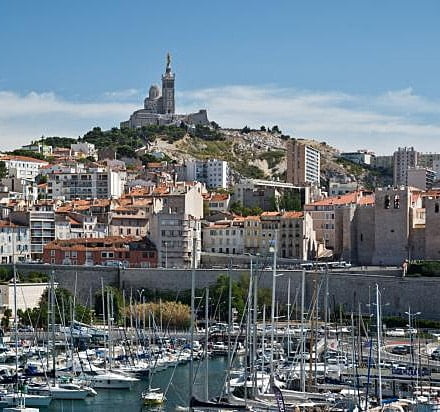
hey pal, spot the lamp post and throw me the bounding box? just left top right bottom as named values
left=164, top=242, right=168, bottom=269
left=405, top=307, right=421, bottom=366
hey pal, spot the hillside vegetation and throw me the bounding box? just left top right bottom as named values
left=27, top=124, right=391, bottom=187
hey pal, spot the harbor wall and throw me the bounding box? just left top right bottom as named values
left=10, top=264, right=440, bottom=320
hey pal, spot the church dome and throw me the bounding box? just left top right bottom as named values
left=148, top=84, right=160, bottom=100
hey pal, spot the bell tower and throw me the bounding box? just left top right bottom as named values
left=161, top=53, right=175, bottom=114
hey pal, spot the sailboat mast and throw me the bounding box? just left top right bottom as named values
left=101, top=278, right=107, bottom=371
left=270, top=232, right=277, bottom=383
left=226, top=268, right=232, bottom=398
left=12, top=238, right=18, bottom=393
left=204, top=287, right=209, bottom=402
left=376, top=284, right=382, bottom=405
left=51, top=270, right=56, bottom=385
left=300, top=269, right=306, bottom=394
left=189, top=234, right=196, bottom=410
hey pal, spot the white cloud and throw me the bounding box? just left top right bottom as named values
left=0, top=91, right=137, bottom=149
left=179, top=85, right=440, bottom=154
left=103, top=88, right=141, bottom=100
left=0, top=86, right=440, bottom=154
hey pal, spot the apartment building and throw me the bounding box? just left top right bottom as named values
left=46, top=165, right=126, bottom=200
left=43, top=236, right=157, bottom=268
left=0, top=155, right=48, bottom=180
left=393, top=147, right=418, bottom=186
left=186, top=159, right=229, bottom=189
left=0, top=220, right=31, bottom=263
left=286, top=140, right=320, bottom=186
left=29, top=201, right=57, bottom=259
left=202, top=217, right=245, bottom=255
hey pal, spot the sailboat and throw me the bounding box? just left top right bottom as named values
left=141, top=312, right=165, bottom=405
left=4, top=247, right=50, bottom=410
left=90, top=283, right=139, bottom=390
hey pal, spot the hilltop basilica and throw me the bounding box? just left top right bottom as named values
left=120, top=54, right=209, bottom=129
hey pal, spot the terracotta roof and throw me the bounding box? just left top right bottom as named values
left=0, top=155, right=48, bottom=164
left=261, top=211, right=281, bottom=217
left=0, top=220, right=19, bottom=228
left=146, top=162, right=164, bottom=168
left=210, top=193, right=229, bottom=202
left=282, top=211, right=304, bottom=218
left=306, top=191, right=374, bottom=207
left=45, top=235, right=141, bottom=249
left=244, top=215, right=260, bottom=221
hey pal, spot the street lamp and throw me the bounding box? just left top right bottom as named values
left=137, top=288, right=145, bottom=303
left=405, top=307, right=421, bottom=366
left=164, top=242, right=168, bottom=269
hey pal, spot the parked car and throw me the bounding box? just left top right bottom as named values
left=391, top=345, right=411, bottom=355
left=386, top=328, right=405, bottom=337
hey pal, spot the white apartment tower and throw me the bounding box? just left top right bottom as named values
left=286, top=140, right=320, bottom=186
left=393, top=147, right=418, bottom=186
left=186, top=159, right=229, bottom=189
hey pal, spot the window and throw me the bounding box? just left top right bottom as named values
left=50, top=250, right=55, bottom=257
left=435, top=203, right=439, bottom=213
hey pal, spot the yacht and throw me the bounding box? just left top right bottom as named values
left=90, top=371, right=139, bottom=389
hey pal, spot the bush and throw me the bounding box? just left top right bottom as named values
left=408, top=261, right=440, bottom=277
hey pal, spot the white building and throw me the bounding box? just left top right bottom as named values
left=0, top=282, right=55, bottom=318
left=0, top=155, right=48, bottom=180
left=329, top=180, right=360, bottom=196
left=0, top=220, right=31, bottom=263
left=286, top=140, right=320, bottom=187
left=393, top=147, right=418, bottom=186
left=407, top=167, right=436, bottom=190
left=70, top=142, right=98, bottom=160
left=186, top=159, right=229, bottom=189
left=29, top=202, right=56, bottom=258
left=55, top=212, right=108, bottom=239
left=46, top=166, right=126, bottom=200
left=340, top=150, right=373, bottom=165
left=21, top=143, right=53, bottom=156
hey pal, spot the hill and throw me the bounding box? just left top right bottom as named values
left=31, top=124, right=392, bottom=188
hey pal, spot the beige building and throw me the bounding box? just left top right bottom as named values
left=286, top=140, right=320, bottom=186
left=305, top=191, right=375, bottom=254
left=242, top=211, right=317, bottom=260
left=202, top=217, right=245, bottom=255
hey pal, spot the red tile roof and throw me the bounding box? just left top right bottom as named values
left=306, top=191, right=374, bottom=207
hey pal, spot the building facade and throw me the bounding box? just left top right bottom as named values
left=286, top=140, right=320, bottom=186
left=0, top=155, right=48, bottom=180
left=0, top=220, right=30, bottom=263
left=43, top=236, right=157, bottom=268
left=393, top=147, right=418, bottom=186
left=46, top=166, right=126, bottom=200
left=186, top=159, right=229, bottom=189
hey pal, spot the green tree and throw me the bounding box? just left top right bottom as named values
left=1, top=308, right=12, bottom=331
left=0, top=161, right=7, bottom=179
left=94, top=286, right=124, bottom=324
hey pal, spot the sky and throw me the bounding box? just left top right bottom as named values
left=1, top=1, right=440, bottom=154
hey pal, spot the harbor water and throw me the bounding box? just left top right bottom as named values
left=45, top=356, right=228, bottom=411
